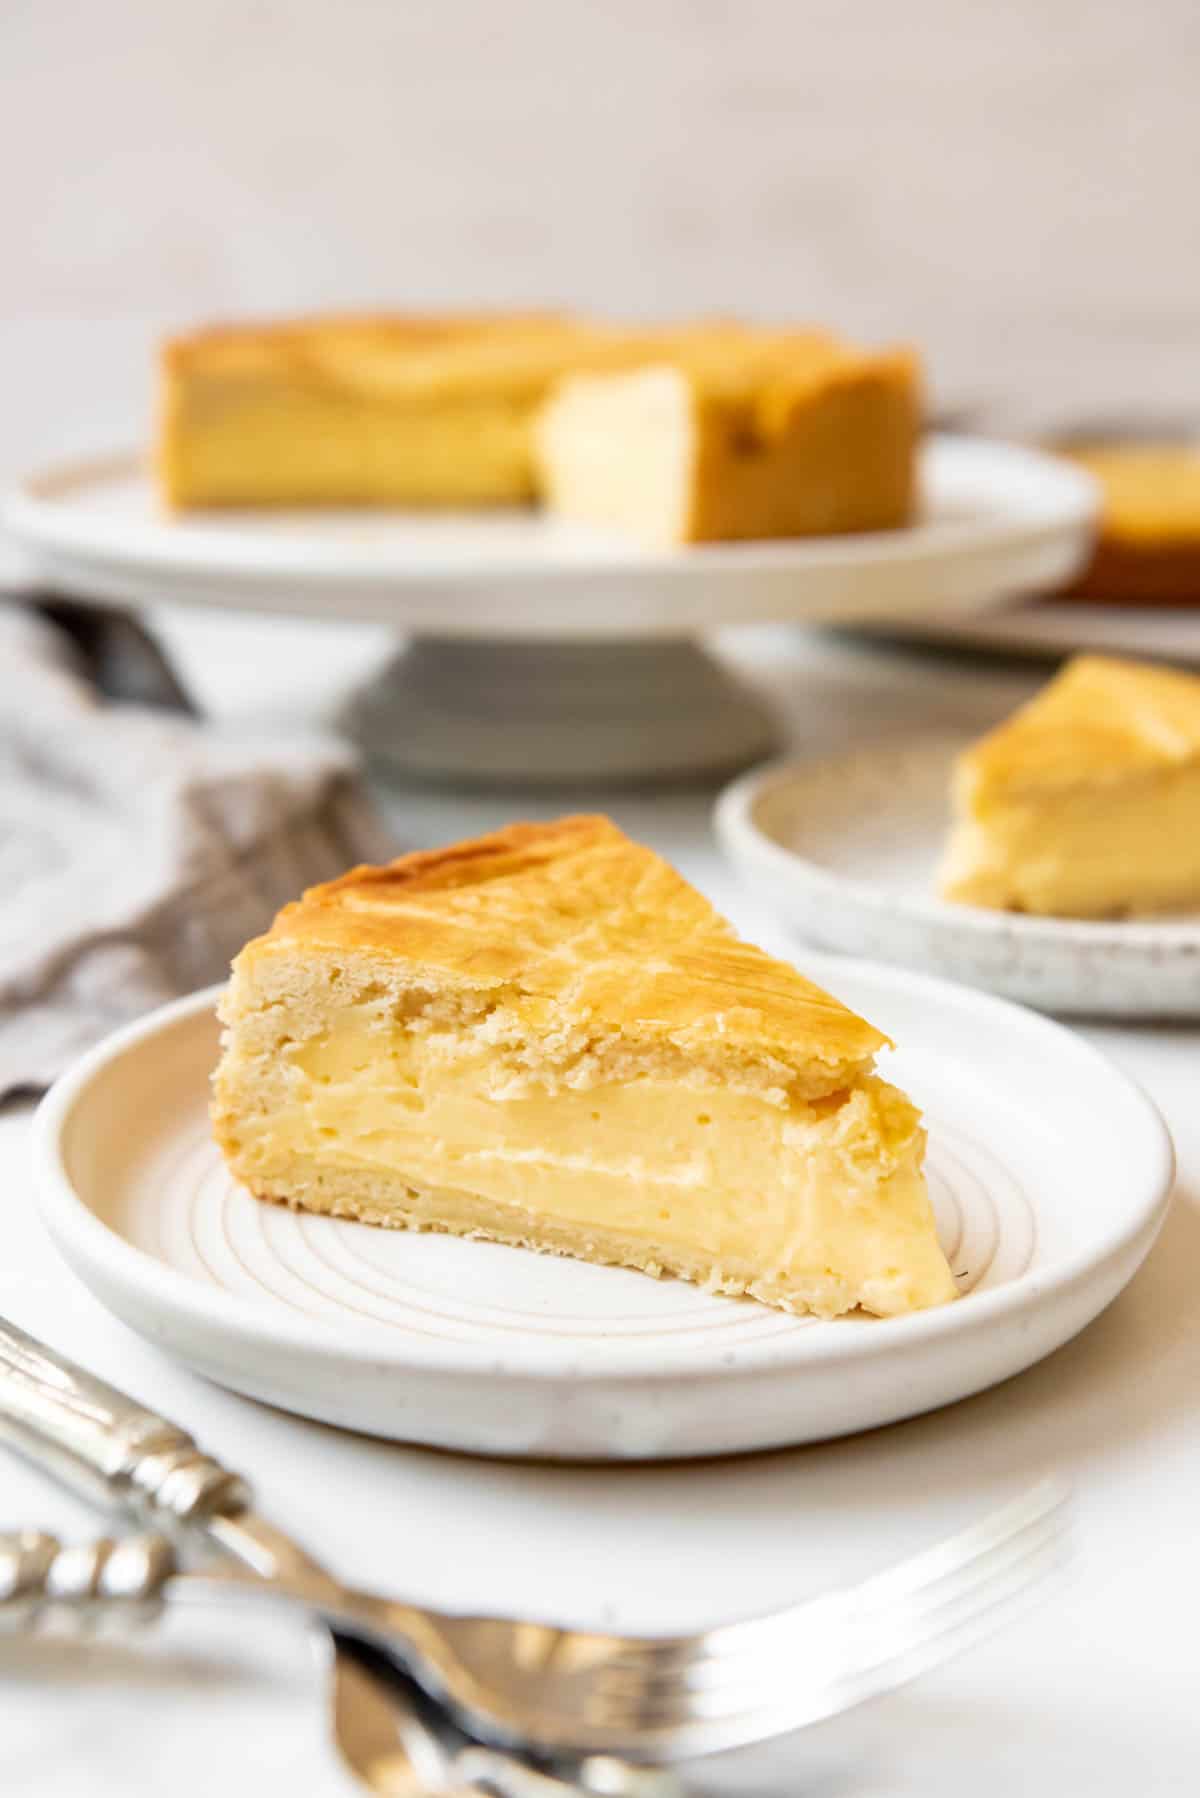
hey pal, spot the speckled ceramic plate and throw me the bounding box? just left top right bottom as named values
left=716, top=737, right=1200, bottom=1017
left=33, top=947, right=1172, bottom=1459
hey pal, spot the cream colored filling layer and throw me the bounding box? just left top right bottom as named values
left=166, top=389, right=536, bottom=506
left=941, top=767, right=1200, bottom=916
left=228, top=1016, right=955, bottom=1313
left=535, top=367, right=695, bottom=545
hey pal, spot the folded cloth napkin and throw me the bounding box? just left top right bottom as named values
left=0, top=605, right=393, bottom=1096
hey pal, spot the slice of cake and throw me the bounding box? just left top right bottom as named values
left=533, top=336, right=919, bottom=545
left=212, top=817, right=956, bottom=1320
left=1056, top=443, right=1200, bottom=606
left=939, top=655, right=1200, bottom=917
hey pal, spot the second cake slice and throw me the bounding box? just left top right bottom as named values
left=940, top=655, right=1200, bottom=917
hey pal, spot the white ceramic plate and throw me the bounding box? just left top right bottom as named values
left=3, top=437, right=1095, bottom=638
left=855, top=597, right=1200, bottom=667
left=34, top=953, right=1171, bottom=1460
left=716, top=740, right=1200, bottom=1017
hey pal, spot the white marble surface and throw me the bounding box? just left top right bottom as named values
left=2, top=618, right=1199, bottom=1795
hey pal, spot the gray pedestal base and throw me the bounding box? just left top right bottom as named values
left=338, top=636, right=777, bottom=785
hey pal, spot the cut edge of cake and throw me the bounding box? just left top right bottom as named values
left=534, top=343, right=920, bottom=545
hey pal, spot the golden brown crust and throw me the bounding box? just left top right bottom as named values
left=309, top=814, right=612, bottom=903
left=160, top=313, right=815, bottom=370
left=160, top=310, right=570, bottom=371
left=692, top=340, right=917, bottom=418
left=240, top=815, right=888, bottom=1082
left=536, top=337, right=916, bottom=427
left=959, top=654, right=1200, bottom=794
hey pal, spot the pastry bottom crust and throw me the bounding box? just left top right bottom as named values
left=242, top=1160, right=870, bottom=1320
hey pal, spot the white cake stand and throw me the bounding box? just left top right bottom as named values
left=3, top=437, right=1096, bottom=783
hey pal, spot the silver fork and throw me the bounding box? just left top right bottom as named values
left=0, top=1540, right=677, bottom=1798
left=0, top=1317, right=1070, bottom=1763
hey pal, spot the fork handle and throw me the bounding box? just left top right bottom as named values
left=0, top=1316, right=249, bottom=1527
left=0, top=1528, right=176, bottom=1634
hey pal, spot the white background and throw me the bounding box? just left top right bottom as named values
left=4, top=0, right=1200, bottom=481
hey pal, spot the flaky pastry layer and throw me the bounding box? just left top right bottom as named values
left=231, top=816, right=888, bottom=1100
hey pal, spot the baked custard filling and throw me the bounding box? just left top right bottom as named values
left=941, top=765, right=1200, bottom=916
left=163, top=392, right=538, bottom=508
left=939, top=656, right=1200, bottom=917
left=219, top=1006, right=954, bottom=1319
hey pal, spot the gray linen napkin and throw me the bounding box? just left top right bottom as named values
left=0, top=606, right=393, bottom=1095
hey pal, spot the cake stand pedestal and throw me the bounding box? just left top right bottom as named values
left=3, top=438, right=1098, bottom=784
left=336, top=635, right=776, bottom=784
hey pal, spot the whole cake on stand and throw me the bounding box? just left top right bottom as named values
left=3, top=311, right=1098, bottom=783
